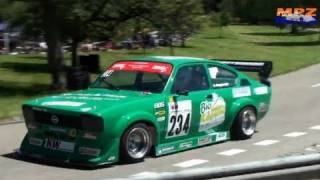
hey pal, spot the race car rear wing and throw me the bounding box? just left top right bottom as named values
left=215, top=59, right=273, bottom=86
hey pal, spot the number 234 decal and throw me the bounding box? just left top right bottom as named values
left=166, top=100, right=192, bottom=138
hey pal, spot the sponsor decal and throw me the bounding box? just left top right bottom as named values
left=155, top=110, right=166, bottom=117
left=108, top=61, right=173, bottom=75
left=112, top=63, right=125, bottom=69
left=198, top=136, right=212, bottom=146
left=179, top=141, right=193, bottom=149
left=199, top=93, right=226, bottom=132
left=157, top=116, right=165, bottom=122
left=29, top=137, right=43, bottom=146
left=58, top=141, right=75, bottom=153
left=83, top=132, right=98, bottom=140
left=154, top=102, right=165, bottom=109
left=254, top=86, right=268, bottom=95
left=44, top=138, right=75, bottom=153
left=216, top=132, right=227, bottom=141
left=102, top=70, right=114, bottom=78
left=213, top=83, right=230, bottom=88
left=152, top=65, right=169, bottom=73
left=166, top=100, right=192, bottom=138
left=232, top=87, right=251, bottom=98
left=42, top=101, right=85, bottom=107
left=275, top=7, right=317, bottom=25
left=158, top=146, right=175, bottom=154
left=78, top=147, right=101, bottom=156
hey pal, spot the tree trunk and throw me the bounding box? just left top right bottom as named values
left=42, top=0, right=65, bottom=89
left=290, top=24, right=298, bottom=34
left=169, top=38, right=175, bottom=56
left=180, top=36, right=186, bottom=47
left=71, top=38, right=79, bottom=67
left=45, top=33, right=64, bottom=89
left=219, top=27, right=223, bottom=38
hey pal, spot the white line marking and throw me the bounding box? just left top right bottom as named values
left=173, top=159, right=208, bottom=168
left=217, top=149, right=246, bottom=156
left=283, top=132, right=307, bottom=137
left=254, top=140, right=280, bottom=146
left=131, top=171, right=158, bottom=177
left=309, top=125, right=320, bottom=130
left=305, top=147, right=316, bottom=152
left=311, top=83, right=320, bottom=88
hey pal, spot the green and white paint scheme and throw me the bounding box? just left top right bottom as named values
left=19, top=56, right=272, bottom=166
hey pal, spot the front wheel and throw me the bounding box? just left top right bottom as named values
left=120, top=123, right=152, bottom=163
left=231, top=107, right=257, bottom=140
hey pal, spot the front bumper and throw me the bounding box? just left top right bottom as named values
left=16, top=149, right=113, bottom=167
left=19, top=133, right=120, bottom=167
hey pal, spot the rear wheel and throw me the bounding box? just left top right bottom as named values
left=231, top=107, right=257, bottom=140
left=120, top=123, right=152, bottom=163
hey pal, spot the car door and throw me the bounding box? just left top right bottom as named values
left=164, top=64, right=212, bottom=142
left=205, top=64, right=238, bottom=132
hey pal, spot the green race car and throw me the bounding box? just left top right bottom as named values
left=19, top=56, right=272, bottom=166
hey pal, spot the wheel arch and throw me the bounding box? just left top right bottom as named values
left=115, top=111, right=159, bottom=146
left=228, top=97, right=258, bottom=129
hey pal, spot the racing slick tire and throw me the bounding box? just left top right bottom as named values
left=120, top=123, right=152, bottom=163
left=231, top=107, right=257, bottom=140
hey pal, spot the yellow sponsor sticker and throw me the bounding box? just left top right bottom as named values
left=169, top=96, right=174, bottom=103
left=155, top=110, right=166, bottom=117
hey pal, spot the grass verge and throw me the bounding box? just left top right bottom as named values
left=1, top=25, right=320, bottom=120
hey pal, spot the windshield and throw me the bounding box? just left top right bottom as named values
left=91, top=61, right=173, bottom=93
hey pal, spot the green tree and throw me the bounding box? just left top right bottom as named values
left=150, top=0, right=204, bottom=55
left=210, top=11, right=231, bottom=38
left=2, top=0, right=157, bottom=89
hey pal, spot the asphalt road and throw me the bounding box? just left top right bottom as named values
left=1, top=64, right=320, bottom=180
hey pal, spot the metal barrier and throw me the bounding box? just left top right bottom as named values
left=125, top=153, right=320, bottom=180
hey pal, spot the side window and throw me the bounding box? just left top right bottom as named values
left=208, top=66, right=237, bottom=88
left=172, top=65, right=209, bottom=93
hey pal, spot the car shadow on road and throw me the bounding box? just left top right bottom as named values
left=1, top=152, right=115, bottom=170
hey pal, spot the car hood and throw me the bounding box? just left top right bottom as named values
left=25, top=88, right=158, bottom=114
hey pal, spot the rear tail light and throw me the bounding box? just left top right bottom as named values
left=22, top=106, right=37, bottom=130
left=81, top=115, right=103, bottom=132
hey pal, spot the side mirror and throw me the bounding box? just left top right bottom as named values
left=176, top=89, right=189, bottom=96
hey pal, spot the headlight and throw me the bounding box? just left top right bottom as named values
left=22, top=105, right=37, bottom=129
left=81, top=115, right=103, bottom=132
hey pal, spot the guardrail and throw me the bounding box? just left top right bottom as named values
left=126, top=153, right=320, bottom=180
